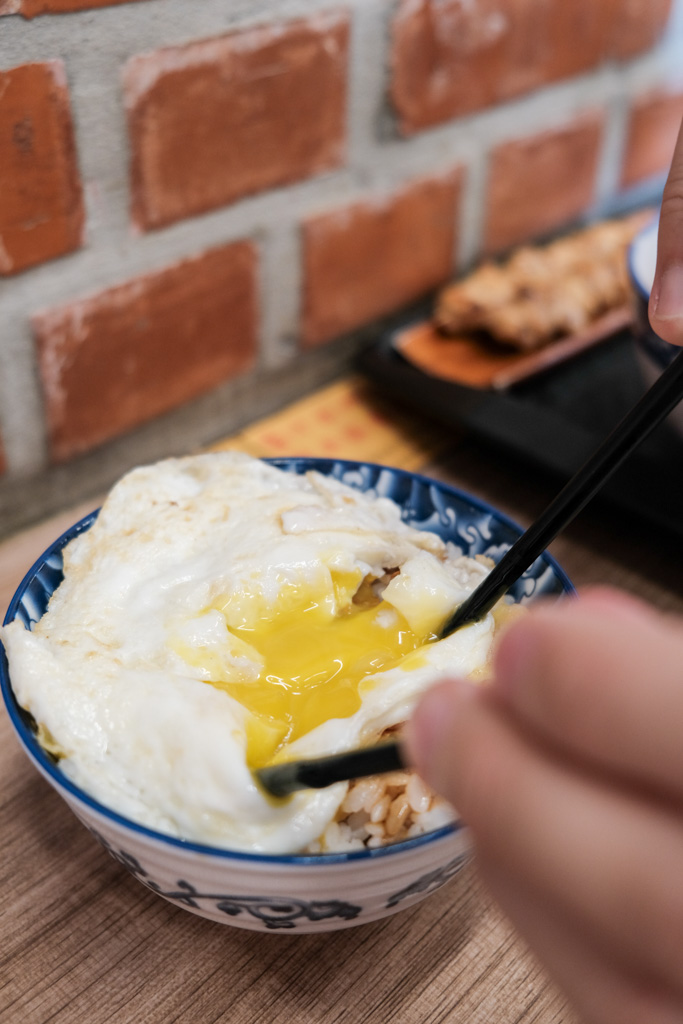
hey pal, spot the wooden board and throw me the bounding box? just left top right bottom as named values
left=394, top=306, right=633, bottom=390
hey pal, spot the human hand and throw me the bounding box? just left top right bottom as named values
left=649, top=115, right=683, bottom=347
left=406, top=588, right=683, bottom=1024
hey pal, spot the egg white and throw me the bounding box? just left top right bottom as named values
left=2, top=453, right=496, bottom=854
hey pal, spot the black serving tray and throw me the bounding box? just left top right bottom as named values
left=357, top=326, right=683, bottom=540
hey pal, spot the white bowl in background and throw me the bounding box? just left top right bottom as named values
left=628, top=215, right=683, bottom=435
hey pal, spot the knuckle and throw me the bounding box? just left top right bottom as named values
left=646, top=882, right=683, bottom=988
left=660, top=180, right=683, bottom=221
left=613, top=835, right=683, bottom=993
left=593, top=986, right=683, bottom=1024
left=517, top=613, right=588, bottom=731
left=457, top=714, right=523, bottom=850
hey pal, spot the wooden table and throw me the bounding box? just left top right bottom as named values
left=2, top=379, right=681, bottom=1024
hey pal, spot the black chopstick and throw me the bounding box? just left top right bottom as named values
left=257, top=347, right=683, bottom=799
left=256, top=740, right=404, bottom=798
left=441, top=346, right=683, bottom=636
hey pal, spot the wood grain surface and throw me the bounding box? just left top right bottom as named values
left=2, top=377, right=681, bottom=1024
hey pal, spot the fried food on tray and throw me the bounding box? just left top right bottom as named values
left=435, top=213, right=646, bottom=351
left=434, top=262, right=517, bottom=334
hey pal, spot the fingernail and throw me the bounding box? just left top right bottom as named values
left=653, top=265, right=683, bottom=320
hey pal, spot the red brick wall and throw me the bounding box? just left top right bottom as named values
left=0, top=61, right=84, bottom=275
left=0, top=0, right=147, bottom=15
left=621, top=89, right=683, bottom=188
left=484, top=113, right=605, bottom=253
left=303, top=172, right=462, bottom=347
left=0, top=0, right=680, bottom=507
left=33, top=241, right=258, bottom=462
left=390, top=0, right=673, bottom=135
left=124, top=13, right=349, bottom=230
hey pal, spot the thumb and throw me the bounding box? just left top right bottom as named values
left=649, top=115, right=683, bottom=346
left=404, top=677, right=482, bottom=808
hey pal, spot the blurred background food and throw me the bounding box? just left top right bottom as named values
left=1, top=0, right=683, bottom=540
left=387, top=210, right=654, bottom=390
left=435, top=213, right=649, bottom=351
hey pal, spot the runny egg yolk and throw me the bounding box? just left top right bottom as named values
left=208, top=571, right=436, bottom=768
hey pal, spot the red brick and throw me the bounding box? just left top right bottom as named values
left=302, top=171, right=462, bottom=347
left=389, top=0, right=673, bottom=135
left=124, top=13, right=349, bottom=231
left=0, top=0, right=147, bottom=15
left=390, top=0, right=509, bottom=133
left=493, top=1, right=615, bottom=100
left=390, top=0, right=617, bottom=135
left=0, top=62, right=84, bottom=276
left=608, top=0, right=673, bottom=60
left=483, top=113, right=604, bottom=253
left=33, top=242, right=258, bottom=462
left=621, top=90, right=683, bottom=188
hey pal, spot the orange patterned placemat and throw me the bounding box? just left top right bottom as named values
left=210, top=376, right=447, bottom=470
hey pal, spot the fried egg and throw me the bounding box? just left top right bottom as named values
left=2, top=453, right=497, bottom=854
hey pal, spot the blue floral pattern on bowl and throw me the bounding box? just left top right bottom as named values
left=0, top=457, right=573, bottom=932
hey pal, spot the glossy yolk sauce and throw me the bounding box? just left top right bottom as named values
left=202, top=570, right=437, bottom=768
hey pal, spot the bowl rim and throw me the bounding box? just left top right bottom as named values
left=1, top=456, right=574, bottom=866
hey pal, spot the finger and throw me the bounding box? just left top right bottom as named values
left=491, top=590, right=683, bottom=800
left=478, top=853, right=683, bottom=1024
left=405, top=677, right=683, bottom=991
left=649, top=115, right=683, bottom=346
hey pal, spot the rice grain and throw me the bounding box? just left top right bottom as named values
left=406, top=773, right=431, bottom=814
left=385, top=794, right=410, bottom=837
left=369, top=793, right=391, bottom=824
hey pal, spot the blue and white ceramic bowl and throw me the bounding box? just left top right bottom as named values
left=628, top=215, right=683, bottom=435
left=0, top=458, right=573, bottom=933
